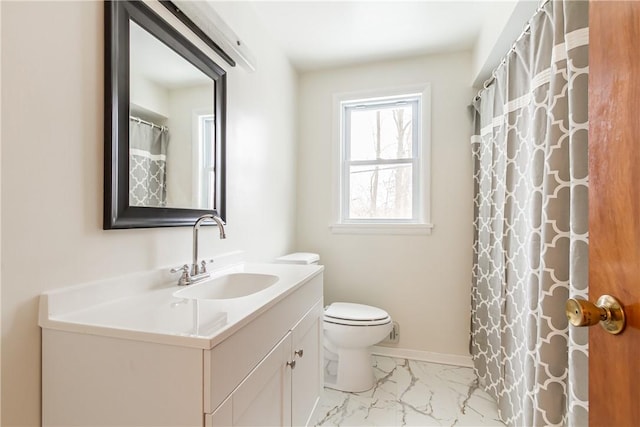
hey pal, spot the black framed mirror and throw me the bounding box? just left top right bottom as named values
left=104, top=0, right=226, bottom=229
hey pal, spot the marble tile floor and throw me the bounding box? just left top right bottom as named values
left=314, top=355, right=504, bottom=427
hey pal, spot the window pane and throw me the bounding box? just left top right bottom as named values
left=202, top=116, right=215, bottom=169
left=349, top=164, right=413, bottom=219
left=349, top=105, right=413, bottom=161
left=199, top=115, right=215, bottom=208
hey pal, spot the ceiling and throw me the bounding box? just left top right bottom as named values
left=249, top=1, right=518, bottom=71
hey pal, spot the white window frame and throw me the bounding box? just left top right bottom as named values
left=330, top=84, right=433, bottom=235
left=191, top=108, right=215, bottom=209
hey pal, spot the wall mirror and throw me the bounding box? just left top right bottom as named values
left=105, top=0, right=226, bottom=229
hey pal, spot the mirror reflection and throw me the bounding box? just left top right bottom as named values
left=129, top=20, right=215, bottom=210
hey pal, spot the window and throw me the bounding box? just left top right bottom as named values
left=197, top=114, right=215, bottom=208
left=332, top=86, right=432, bottom=234
left=190, top=109, right=216, bottom=209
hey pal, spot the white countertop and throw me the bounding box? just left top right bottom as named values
left=39, top=260, right=324, bottom=350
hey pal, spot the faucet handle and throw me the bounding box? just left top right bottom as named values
left=200, top=259, right=214, bottom=273
left=170, top=264, right=190, bottom=286
left=170, top=264, right=189, bottom=274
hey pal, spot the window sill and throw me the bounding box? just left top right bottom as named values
left=329, top=223, right=434, bottom=235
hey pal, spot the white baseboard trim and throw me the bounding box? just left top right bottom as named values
left=371, top=346, right=474, bottom=368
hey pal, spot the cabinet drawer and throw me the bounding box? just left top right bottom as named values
left=204, top=273, right=323, bottom=413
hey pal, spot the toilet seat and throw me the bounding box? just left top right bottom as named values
left=324, top=302, right=391, bottom=326
left=323, top=302, right=393, bottom=392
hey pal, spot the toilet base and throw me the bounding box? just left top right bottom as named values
left=324, top=347, right=376, bottom=392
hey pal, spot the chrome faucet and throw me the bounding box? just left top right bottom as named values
left=192, top=214, right=226, bottom=276
left=170, top=214, right=226, bottom=286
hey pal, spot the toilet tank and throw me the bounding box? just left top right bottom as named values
left=274, top=252, right=320, bottom=265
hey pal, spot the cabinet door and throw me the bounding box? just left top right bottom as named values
left=206, top=395, right=232, bottom=427
left=232, top=333, right=293, bottom=426
left=291, top=302, right=323, bottom=426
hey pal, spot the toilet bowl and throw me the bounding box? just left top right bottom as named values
left=274, top=253, right=393, bottom=393
left=323, top=302, right=392, bottom=392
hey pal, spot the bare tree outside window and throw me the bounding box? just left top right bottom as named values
left=345, top=99, right=417, bottom=220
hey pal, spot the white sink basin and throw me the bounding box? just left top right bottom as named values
left=173, top=273, right=279, bottom=300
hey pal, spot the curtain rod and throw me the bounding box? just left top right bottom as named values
left=129, top=115, right=169, bottom=132
left=472, top=0, right=551, bottom=104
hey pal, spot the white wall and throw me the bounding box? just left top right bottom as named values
left=166, top=83, right=213, bottom=208
left=297, top=52, right=475, bottom=357
left=0, top=1, right=298, bottom=425
left=130, top=72, right=171, bottom=118
left=471, top=0, right=539, bottom=86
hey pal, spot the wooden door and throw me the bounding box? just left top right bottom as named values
left=588, top=1, right=640, bottom=426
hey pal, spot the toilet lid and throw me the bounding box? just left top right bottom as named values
left=274, top=252, right=319, bottom=264
left=324, top=302, right=391, bottom=326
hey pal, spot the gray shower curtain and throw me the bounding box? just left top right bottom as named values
left=129, top=120, right=169, bottom=207
left=470, top=1, right=588, bottom=426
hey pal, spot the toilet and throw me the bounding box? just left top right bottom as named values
left=275, top=253, right=393, bottom=392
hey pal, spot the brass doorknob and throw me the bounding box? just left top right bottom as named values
left=566, top=295, right=626, bottom=335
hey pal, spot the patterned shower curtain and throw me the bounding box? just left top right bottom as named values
left=470, top=1, right=588, bottom=426
left=129, top=119, right=169, bottom=207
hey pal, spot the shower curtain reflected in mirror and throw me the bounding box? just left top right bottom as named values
left=470, top=1, right=589, bottom=426
left=129, top=118, right=169, bottom=207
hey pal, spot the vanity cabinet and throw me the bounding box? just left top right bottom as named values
left=208, top=333, right=292, bottom=426
left=291, top=303, right=323, bottom=426
left=206, top=302, right=323, bottom=427
left=41, top=270, right=323, bottom=427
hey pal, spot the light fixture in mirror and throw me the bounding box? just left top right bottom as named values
left=105, top=1, right=227, bottom=229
